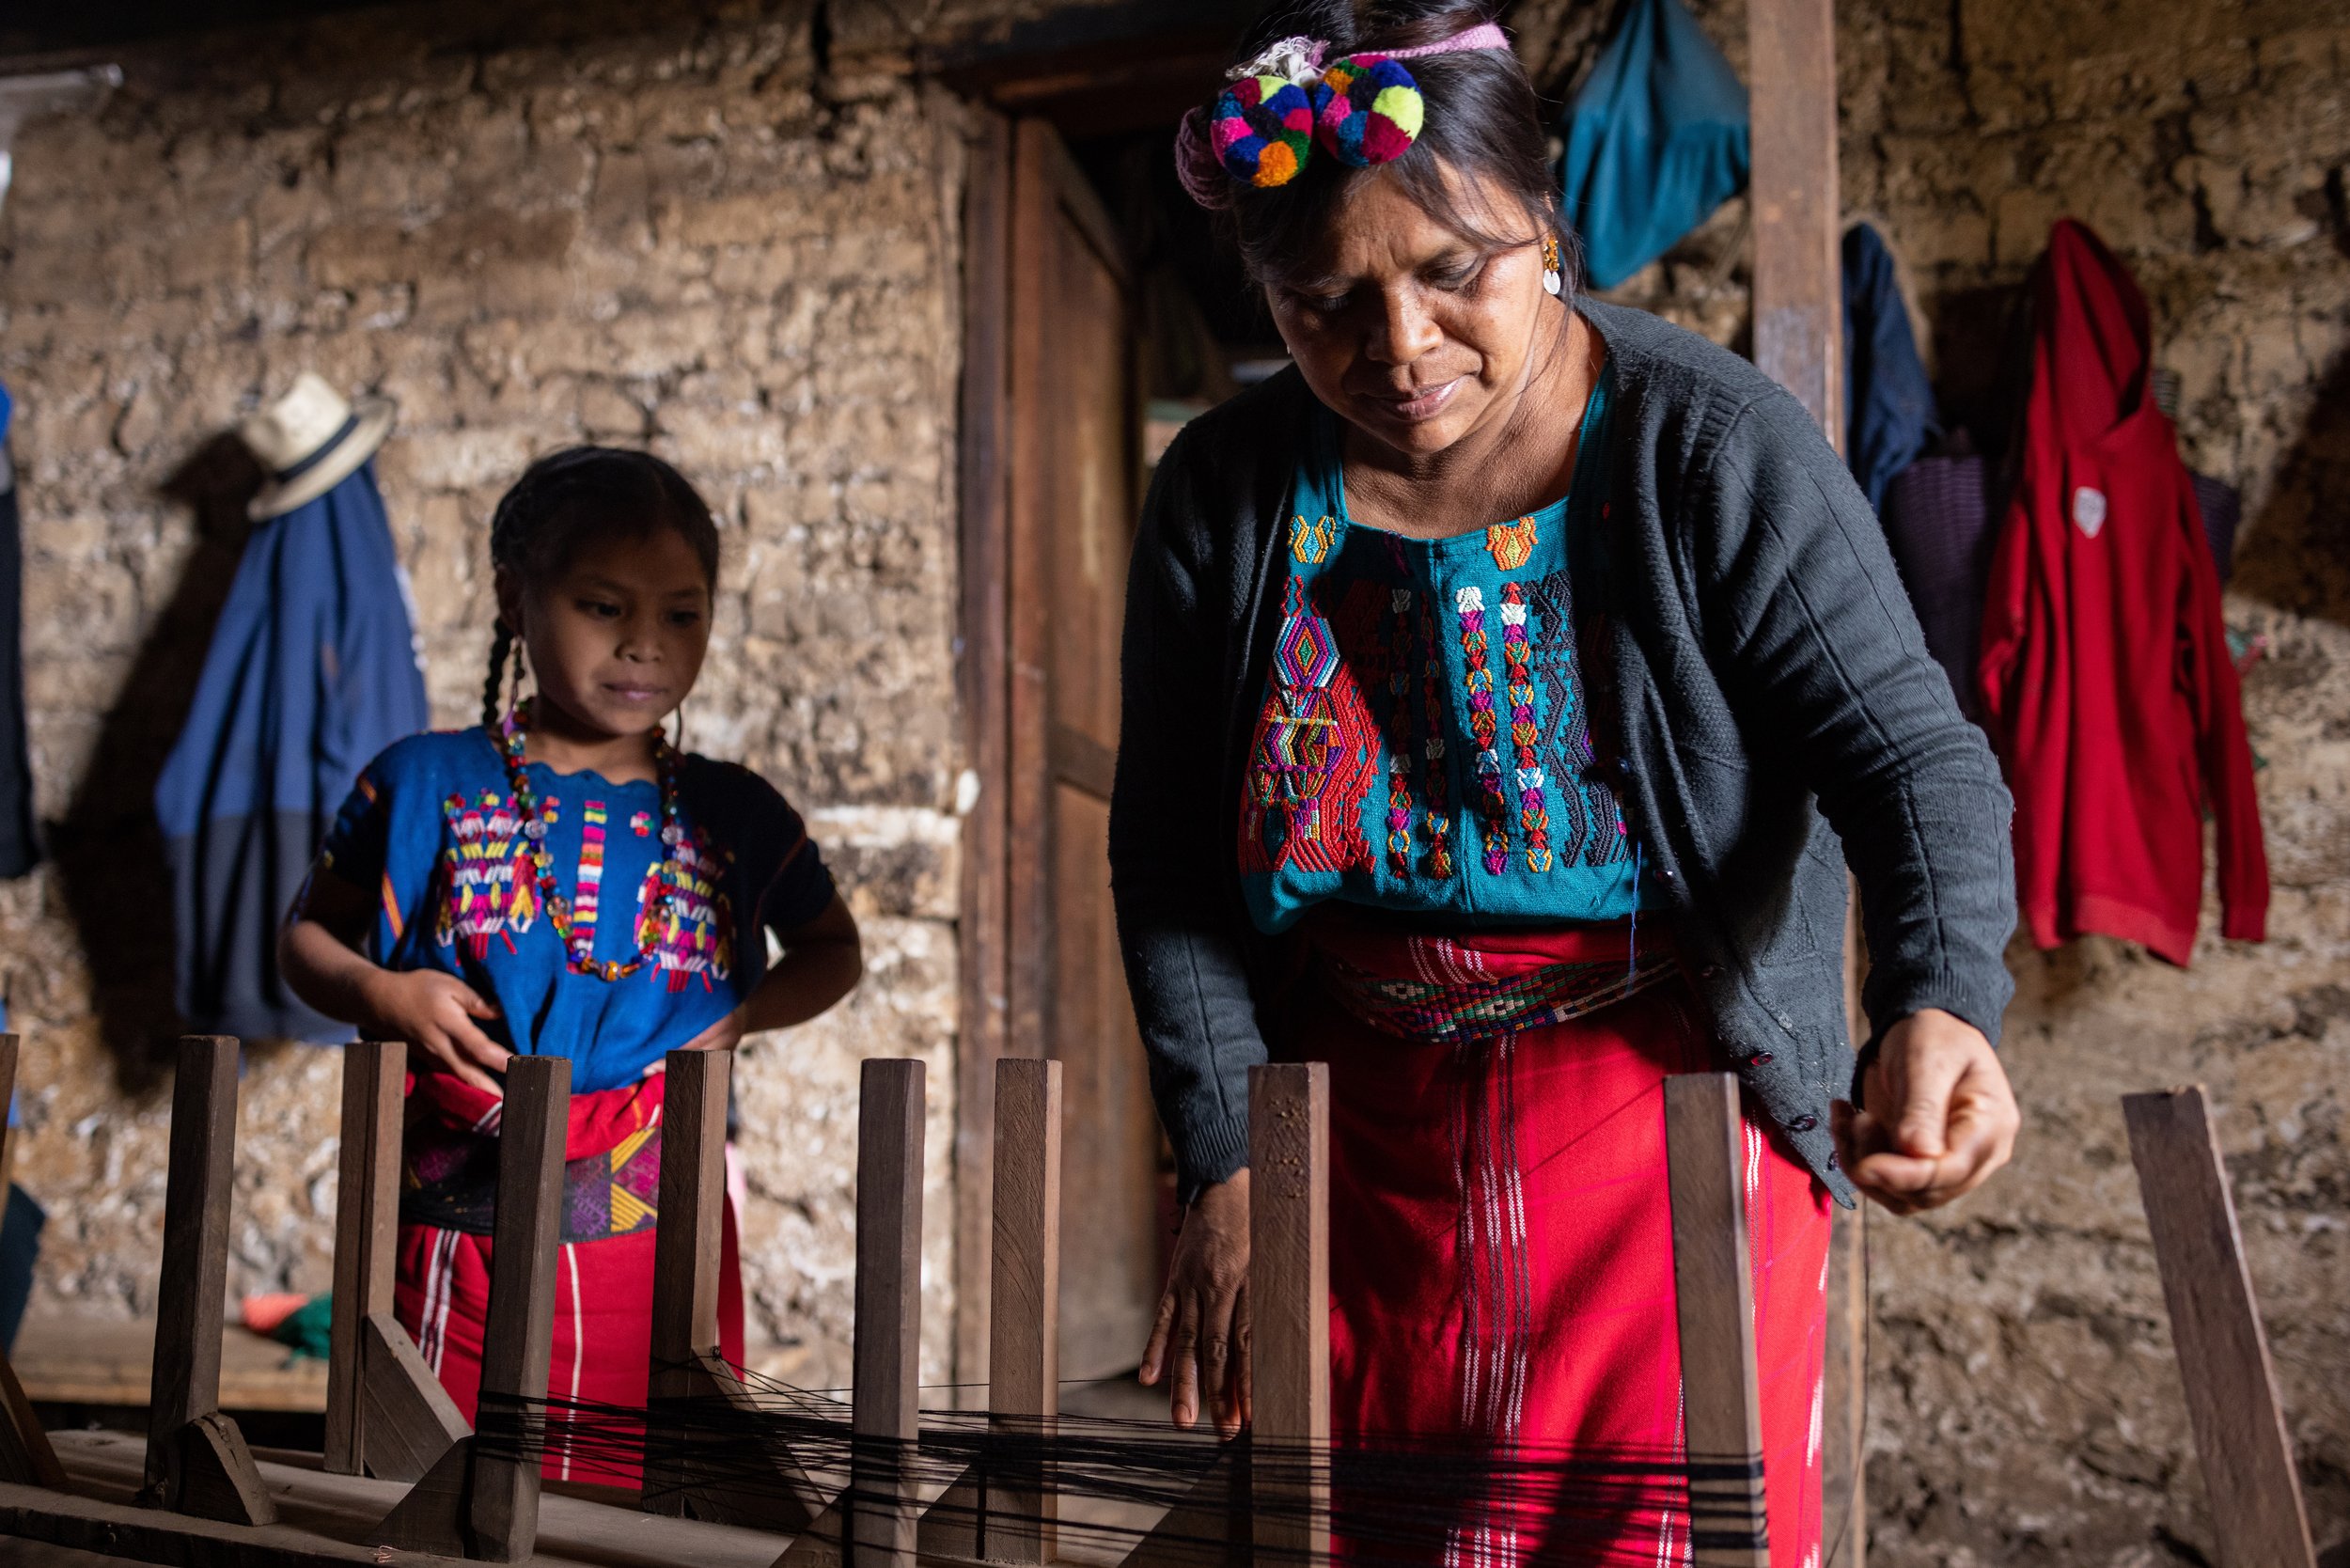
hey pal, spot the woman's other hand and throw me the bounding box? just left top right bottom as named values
left=1139, top=1169, right=1251, bottom=1435
left=1834, top=1008, right=2017, bottom=1215
left=361, top=969, right=510, bottom=1094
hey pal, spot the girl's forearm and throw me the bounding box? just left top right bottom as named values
left=280, top=917, right=390, bottom=1027
left=738, top=940, right=862, bottom=1035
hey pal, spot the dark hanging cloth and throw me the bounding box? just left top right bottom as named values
left=1841, top=223, right=1941, bottom=512
left=1559, top=0, right=1749, bottom=290
left=2190, top=471, right=2242, bottom=583
left=154, top=462, right=430, bottom=1043
left=0, top=389, right=39, bottom=880
left=1881, top=448, right=1998, bottom=721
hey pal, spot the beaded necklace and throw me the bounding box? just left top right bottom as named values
left=498, top=701, right=685, bottom=981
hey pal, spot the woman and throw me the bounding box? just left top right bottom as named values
left=1109, top=0, right=2021, bottom=1560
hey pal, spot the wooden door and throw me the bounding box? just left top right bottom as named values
left=1004, top=118, right=1163, bottom=1382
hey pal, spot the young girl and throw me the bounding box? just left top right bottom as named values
left=282, top=447, right=862, bottom=1481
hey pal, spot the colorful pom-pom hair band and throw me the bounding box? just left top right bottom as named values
left=1174, top=20, right=1514, bottom=208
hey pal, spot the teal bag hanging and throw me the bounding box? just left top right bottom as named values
left=1559, top=0, right=1749, bottom=290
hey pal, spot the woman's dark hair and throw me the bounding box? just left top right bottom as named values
left=1213, top=0, right=1574, bottom=292
left=480, top=446, right=721, bottom=726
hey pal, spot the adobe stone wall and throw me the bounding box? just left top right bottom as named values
left=0, top=0, right=973, bottom=1392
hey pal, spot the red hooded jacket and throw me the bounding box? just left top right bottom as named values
left=1978, top=220, right=2266, bottom=964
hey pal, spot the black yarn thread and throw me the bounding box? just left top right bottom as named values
left=466, top=1368, right=1768, bottom=1568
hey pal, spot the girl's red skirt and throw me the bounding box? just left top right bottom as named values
left=1294, top=913, right=1832, bottom=1568
left=392, top=1066, right=746, bottom=1486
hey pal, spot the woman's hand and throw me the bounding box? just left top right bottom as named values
left=1833, top=1008, right=2018, bottom=1215
left=1139, top=1169, right=1251, bottom=1435
left=360, top=969, right=510, bottom=1094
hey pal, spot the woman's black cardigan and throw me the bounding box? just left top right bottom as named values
left=1108, top=300, right=2016, bottom=1206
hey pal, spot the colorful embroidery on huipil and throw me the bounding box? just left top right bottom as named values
left=630, top=811, right=654, bottom=838
left=1241, top=578, right=1380, bottom=874
left=572, top=800, right=609, bottom=956
left=1291, top=513, right=1335, bottom=565
left=637, top=829, right=735, bottom=991
left=1528, top=571, right=1633, bottom=867
left=436, top=791, right=539, bottom=956
left=1485, top=514, right=1539, bottom=572
left=1383, top=587, right=1417, bottom=875
left=1418, top=596, right=1454, bottom=878
left=1498, top=584, right=1552, bottom=872
left=1454, top=587, right=1512, bottom=873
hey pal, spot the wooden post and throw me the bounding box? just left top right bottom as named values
left=325, top=1040, right=465, bottom=1483
left=1747, top=0, right=1843, bottom=440
left=850, top=1058, right=925, bottom=1568
left=1664, top=1074, right=1769, bottom=1568
left=1751, top=0, right=1854, bottom=1541
left=374, top=1055, right=569, bottom=1561
left=141, top=1036, right=274, bottom=1526
left=987, top=1057, right=1060, bottom=1563
left=1250, top=1062, right=1328, bottom=1568
left=2123, top=1088, right=2317, bottom=1568
left=0, top=1035, right=63, bottom=1492
left=643, top=1047, right=824, bottom=1529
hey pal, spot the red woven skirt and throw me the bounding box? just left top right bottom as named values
left=392, top=1067, right=747, bottom=1486
left=1296, top=914, right=1831, bottom=1568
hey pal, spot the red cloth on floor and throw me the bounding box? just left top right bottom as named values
left=1978, top=218, right=2267, bottom=964
left=393, top=1068, right=747, bottom=1486
left=1293, top=916, right=1830, bottom=1568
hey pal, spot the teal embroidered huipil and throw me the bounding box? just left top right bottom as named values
left=1239, top=366, right=1652, bottom=934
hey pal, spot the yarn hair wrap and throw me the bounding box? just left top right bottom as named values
left=1175, top=21, right=1512, bottom=208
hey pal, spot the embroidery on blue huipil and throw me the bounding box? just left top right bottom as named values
left=630, top=810, right=654, bottom=838
left=1417, top=593, right=1454, bottom=878
left=1484, top=513, right=1539, bottom=572
left=436, top=790, right=540, bottom=956
left=636, top=826, right=734, bottom=992
left=1528, top=570, right=1633, bottom=871
left=1290, top=513, right=1335, bottom=565
left=1498, top=583, right=1552, bottom=872
left=1241, top=577, right=1381, bottom=875
left=1383, top=583, right=1418, bottom=876
left=1454, top=587, right=1512, bottom=874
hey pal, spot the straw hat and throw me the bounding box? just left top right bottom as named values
left=238, top=373, right=396, bottom=521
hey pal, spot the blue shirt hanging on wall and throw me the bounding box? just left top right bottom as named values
left=1559, top=0, right=1750, bottom=291
left=154, top=461, right=430, bottom=1043
left=1842, top=223, right=1941, bottom=511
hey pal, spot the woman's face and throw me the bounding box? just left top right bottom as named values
left=506, top=527, right=713, bottom=741
left=1264, top=163, right=1553, bottom=460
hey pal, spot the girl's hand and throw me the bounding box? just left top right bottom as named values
left=678, top=1008, right=746, bottom=1054
left=1833, top=1008, right=2018, bottom=1215
left=362, top=970, right=510, bottom=1094
left=1139, top=1169, right=1251, bottom=1436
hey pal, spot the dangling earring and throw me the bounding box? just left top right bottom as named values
left=1542, top=234, right=1564, bottom=298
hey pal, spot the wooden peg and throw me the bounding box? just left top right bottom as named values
left=779, top=1059, right=930, bottom=1568
left=913, top=1057, right=1063, bottom=1566
left=141, top=1036, right=274, bottom=1526
left=374, top=1055, right=570, bottom=1562
left=643, top=1047, right=823, bottom=1529
left=1250, top=1061, right=1328, bottom=1568
left=850, top=1058, right=925, bottom=1568
left=1663, top=1073, right=1769, bottom=1568
left=0, top=1034, right=64, bottom=1493
left=2123, top=1087, right=2318, bottom=1568
left=326, top=1040, right=466, bottom=1482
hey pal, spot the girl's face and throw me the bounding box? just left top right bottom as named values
left=507, top=527, right=713, bottom=741
left=1263, top=163, right=1553, bottom=460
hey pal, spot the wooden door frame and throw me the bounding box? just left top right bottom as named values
left=945, top=6, right=1244, bottom=1400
